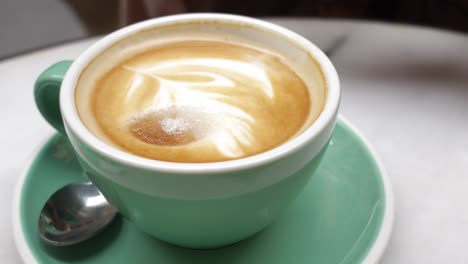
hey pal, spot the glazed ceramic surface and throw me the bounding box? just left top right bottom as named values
left=14, top=118, right=393, bottom=264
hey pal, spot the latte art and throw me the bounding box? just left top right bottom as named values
left=81, top=40, right=318, bottom=162
left=121, top=56, right=277, bottom=156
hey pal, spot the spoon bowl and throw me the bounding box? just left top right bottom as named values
left=38, top=182, right=118, bottom=246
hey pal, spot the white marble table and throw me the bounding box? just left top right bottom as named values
left=1, top=19, right=467, bottom=263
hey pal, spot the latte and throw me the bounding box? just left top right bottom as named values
left=77, top=39, right=324, bottom=162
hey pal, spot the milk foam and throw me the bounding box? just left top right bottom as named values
left=76, top=32, right=326, bottom=163
left=121, top=56, right=276, bottom=157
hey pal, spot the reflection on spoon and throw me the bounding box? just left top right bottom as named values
left=38, top=182, right=117, bottom=246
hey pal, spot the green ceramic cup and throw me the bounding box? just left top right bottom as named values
left=34, top=14, right=340, bottom=248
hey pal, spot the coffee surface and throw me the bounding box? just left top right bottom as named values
left=80, top=40, right=314, bottom=162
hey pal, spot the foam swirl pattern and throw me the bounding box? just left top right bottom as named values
left=87, top=41, right=313, bottom=162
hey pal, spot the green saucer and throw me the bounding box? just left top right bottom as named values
left=13, top=118, right=393, bottom=264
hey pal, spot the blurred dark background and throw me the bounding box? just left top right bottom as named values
left=70, top=0, right=468, bottom=34
left=2, top=0, right=468, bottom=59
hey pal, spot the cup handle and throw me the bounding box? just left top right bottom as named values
left=34, top=60, right=73, bottom=135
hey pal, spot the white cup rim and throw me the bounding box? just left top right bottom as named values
left=60, top=13, right=340, bottom=174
